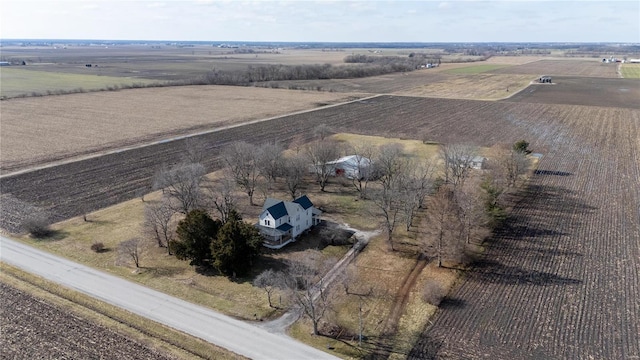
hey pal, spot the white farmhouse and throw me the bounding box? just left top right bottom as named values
left=257, top=195, right=322, bottom=249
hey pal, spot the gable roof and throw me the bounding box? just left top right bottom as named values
left=265, top=202, right=288, bottom=220
left=293, top=195, right=314, bottom=210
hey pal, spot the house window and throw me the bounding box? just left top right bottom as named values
left=296, top=225, right=300, bottom=231
left=296, top=214, right=300, bottom=221
left=265, top=220, right=270, bottom=226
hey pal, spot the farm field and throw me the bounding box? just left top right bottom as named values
left=0, top=282, right=178, bottom=360
left=258, top=68, right=533, bottom=100
left=504, top=76, right=640, bottom=109
left=2, top=93, right=638, bottom=359
left=491, top=59, right=620, bottom=78
left=621, top=63, right=640, bottom=78
left=443, top=64, right=508, bottom=74
left=0, top=67, right=160, bottom=99
left=0, top=86, right=362, bottom=173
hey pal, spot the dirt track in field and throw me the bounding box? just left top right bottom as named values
left=1, top=95, right=639, bottom=359
left=0, top=282, right=175, bottom=360
left=0, top=85, right=361, bottom=173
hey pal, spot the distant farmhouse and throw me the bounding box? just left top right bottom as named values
left=257, top=195, right=322, bottom=249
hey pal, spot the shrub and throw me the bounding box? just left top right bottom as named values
left=22, top=213, right=53, bottom=238
left=422, top=279, right=447, bottom=306
left=91, top=242, right=105, bottom=253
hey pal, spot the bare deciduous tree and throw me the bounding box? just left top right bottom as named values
left=348, top=142, right=376, bottom=199
left=144, top=197, right=176, bottom=252
left=400, top=159, right=437, bottom=231
left=118, top=237, right=144, bottom=268
left=253, top=269, right=283, bottom=308
left=372, top=186, right=402, bottom=251
left=306, top=140, right=341, bottom=192
left=424, top=186, right=464, bottom=267
left=283, top=154, right=308, bottom=200
left=223, top=141, right=261, bottom=205
left=153, top=163, right=206, bottom=214
left=281, top=259, right=332, bottom=335
left=257, top=142, right=285, bottom=182
left=454, top=176, right=489, bottom=245
left=202, top=177, right=237, bottom=224
left=182, top=137, right=208, bottom=165
left=376, top=143, right=405, bottom=192
left=440, top=143, right=477, bottom=188
left=313, top=123, right=332, bottom=141
left=488, top=144, right=531, bottom=188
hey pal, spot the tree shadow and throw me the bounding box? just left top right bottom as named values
left=467, top=259, right=582, bottom=286
left=33, top=229, right=69, bottom=241
left=439, top=297, right=466, bottom=310
left=406, top=334, right=445, bottom=360
left=534, top=169, right=572, bottom=176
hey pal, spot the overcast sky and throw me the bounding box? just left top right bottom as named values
left=1, top=0, right=639, bottom=43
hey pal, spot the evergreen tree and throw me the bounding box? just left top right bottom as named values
left=211, top=210, right=262, bottom=277
left=175, top=209, right=221, bottom=266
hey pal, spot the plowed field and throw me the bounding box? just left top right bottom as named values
left=504, top=76, right=640, bottom=109
left=0, top=282, right=175, bottom=360
left=491, top=59, right=619, bottom=78
left=0, top=85, right=360, bottom=173
left=2, top=94, right=639, bottom=359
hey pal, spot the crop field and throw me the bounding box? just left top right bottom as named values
left=0, top=282, right=177, bottom=360
left=443, top=64, right=508, bottom=74
left=259, top=68, right=532, bottom=100
left=621, top=63, right=640, bottom=79
left=504, top=76, right=640, bottom=109
left=0, top=67, right=160, bottom=99
left=2, top=93, right=639, bottom=359
left=0, top=86, right=361, bottom=173
left=491, top=59, right=620, bottom=78
left=409, top=105, right=640, bottom=359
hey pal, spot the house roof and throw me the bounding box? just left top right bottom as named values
left=276, top=223, right=293, bottom=232
left=265, top=202, right=288, bottom=220
left=293, top=195, right=314, bottom=210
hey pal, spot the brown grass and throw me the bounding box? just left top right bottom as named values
left=0, top=85, right=363, bottom=172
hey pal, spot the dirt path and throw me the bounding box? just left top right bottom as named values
left=258, top=225, right=380, bottom=334
left=368, top=255, right=428, bottom=359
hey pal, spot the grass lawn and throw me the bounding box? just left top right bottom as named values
left=0, top=67, right=159, bottom=98
left=621, top=63, right=640, bottom=79
left=443, top=64, right=509, bottom=74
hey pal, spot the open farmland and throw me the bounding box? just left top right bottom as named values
left=491, top=59, right=620, bottom=78
left=621, top=63, right=640, bottom=79
left=0, top=86, right=362, bottom=173
left=0, top=67, right=160, bottom=99
left=1, top=93, right=639, bottom=359
left=504, top=76, right=640, bottom=109
left=258, top=67, right=532, bottom=100
left=0, top=282, right=176, bottom=360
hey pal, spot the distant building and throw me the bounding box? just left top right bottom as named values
left=538, top=75, right=552, bottom=83
left=0, top=61, right=10, bottom=66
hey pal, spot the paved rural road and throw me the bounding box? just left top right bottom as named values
left=0, top=236, right=338, bottom=360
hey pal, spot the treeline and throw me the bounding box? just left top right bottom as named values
left=195, top=60, right=420, bottom=86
